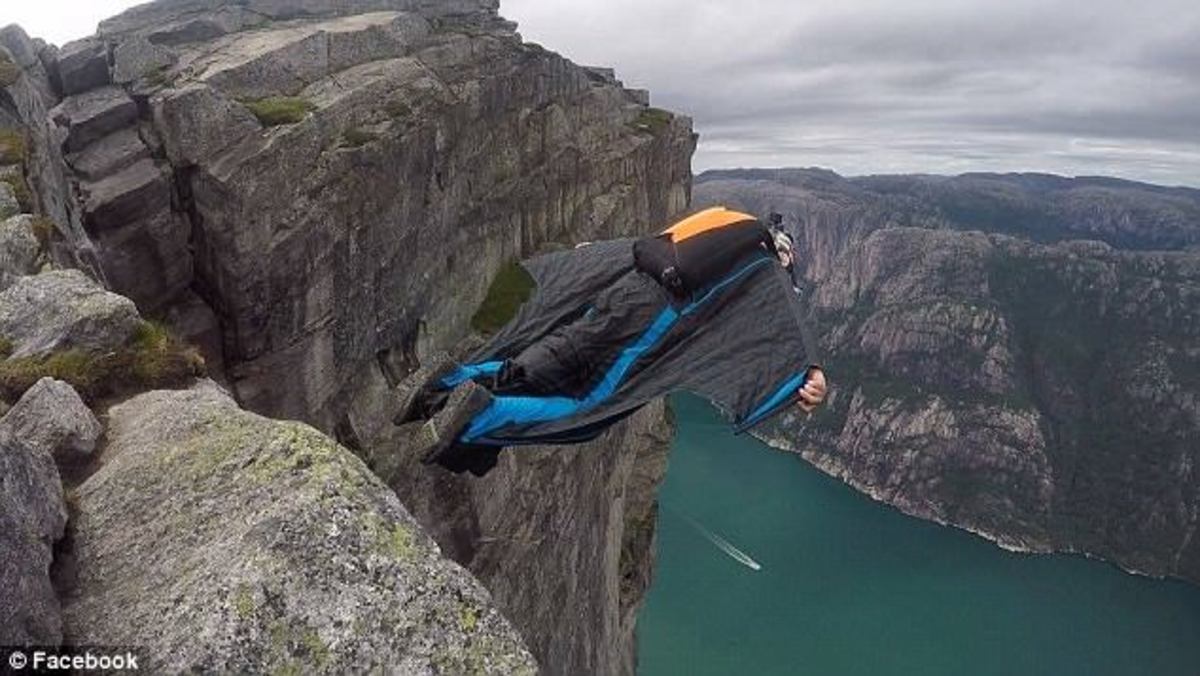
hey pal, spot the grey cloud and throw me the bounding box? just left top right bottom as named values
left=503, top=0, right=1200, bottom=186
left=11, top=0, right=1197, bottom=186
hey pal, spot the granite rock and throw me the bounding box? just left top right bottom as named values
left=56, top=39, right=111, bottom=96
left=0, top=182, right=18, bottom=219
left=0, top=417, right=67, bottom=646
left=51, top=87, right=140, bottom=154
left=1, top=377, right=102, bottom=466
left=0, top=215, right=40, bottom=290
left=60, top=382, right=537, bottom=674
left=0, top=269, right=142, bottom=359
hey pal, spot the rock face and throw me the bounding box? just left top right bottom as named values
left=1, top=27, right=102, bottom=278
left=0, top=410, right=68, bottom=646
left=4, top=1, right=693, bottom=670
left=361, top=394, right=673, bottom=676
left=696, top=169, right=1200, bottom=585
left=61, top=382, right=537, bottom=674
left=0, top=269, right=141, bottom=359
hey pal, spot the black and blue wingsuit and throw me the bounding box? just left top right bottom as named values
left=419, top=206, right=821, bottom=476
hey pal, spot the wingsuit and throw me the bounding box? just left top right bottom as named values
left=405, top=206, right=821, bottom=477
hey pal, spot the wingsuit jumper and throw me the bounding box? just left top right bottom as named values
left=394, top=206, right=828, bottom=477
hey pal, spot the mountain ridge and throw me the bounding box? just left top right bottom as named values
left=695, top=166, right=1200, bottom=586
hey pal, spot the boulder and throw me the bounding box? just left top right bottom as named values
left=0, top=269, right=142, bottom=359
left=0, top=422, right=67, bottom=646
left=0, top=214, right=40, bottom=289
left=55, top=39, right=111, bottom=96
left=61, top=382, right=537, bottom=674
left=51, top=86, right=139, bottom=153
left=1, top=377, right=102, bottom=466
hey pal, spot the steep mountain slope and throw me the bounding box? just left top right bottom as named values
left=695, top=169, right=1200, bottom=585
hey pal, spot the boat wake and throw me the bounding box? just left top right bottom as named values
left=670, top=507, right=763, bottom=571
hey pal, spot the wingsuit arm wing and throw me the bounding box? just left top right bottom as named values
left=660, top=261, right=819, bottom=433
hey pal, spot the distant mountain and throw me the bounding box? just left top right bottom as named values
left=699, top=168, right=1200, bottom=263
left=695, top=168, right=1200, bottom=585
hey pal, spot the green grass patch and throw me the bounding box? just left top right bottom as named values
left=632, top=107, right=673, bottom=135
left=0, top=129, right=27, bottom=165
left=0, top=336, right=12, bottom=360
left=242, top=97, right=315, bottom=127
left=0, top=321, right=206, bottom=403
left=471, top=259, right=536, bottom=335
left=341, top=127, right=377, bottom=148
left=0, top=53, right=19, bottom=88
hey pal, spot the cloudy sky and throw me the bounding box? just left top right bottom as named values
left=9, top=0, right=1200, bottom=186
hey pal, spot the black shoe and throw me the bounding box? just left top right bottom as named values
left=432, top=443, right=503, bottom=477
left=419, top=380, right=493, bottom=465
left=392, top=352, right=458, bottom=425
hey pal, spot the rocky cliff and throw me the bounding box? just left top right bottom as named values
left=0, top=269, right=535, bottom=672
left=2, top=1, right=693, bottom=672
left=695, top=169, right=1200, bottom=585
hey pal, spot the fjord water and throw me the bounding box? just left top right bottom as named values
left=637, top=395, right=1200, bottom=676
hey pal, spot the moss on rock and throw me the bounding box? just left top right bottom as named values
left=341, top=128, right=378, bottom=148
left=471, top=259, right=535, bottom=335
left=243, top=97, right=316, bottom=127
left=0, top=129, right=27, bottom=165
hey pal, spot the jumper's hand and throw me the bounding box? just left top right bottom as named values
left=797, top=367, right=827, bottom=414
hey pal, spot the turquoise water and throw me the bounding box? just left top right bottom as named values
left=637, top=395, right=1200, bottom=676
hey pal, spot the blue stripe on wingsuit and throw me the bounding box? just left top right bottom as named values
left=461, top=254, right=774, bottom=443
left=461, top=306, right=680, bottom=442
left=440, top=361, right=504, bottom=388
left=681, top=256, right=772, bottom=316
left=733, top=369, right=810, bottom=434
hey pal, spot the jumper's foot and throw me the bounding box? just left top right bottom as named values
left=418, top=380, right=493, bottom=466
left=392, top=352, right=458, bottom=425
